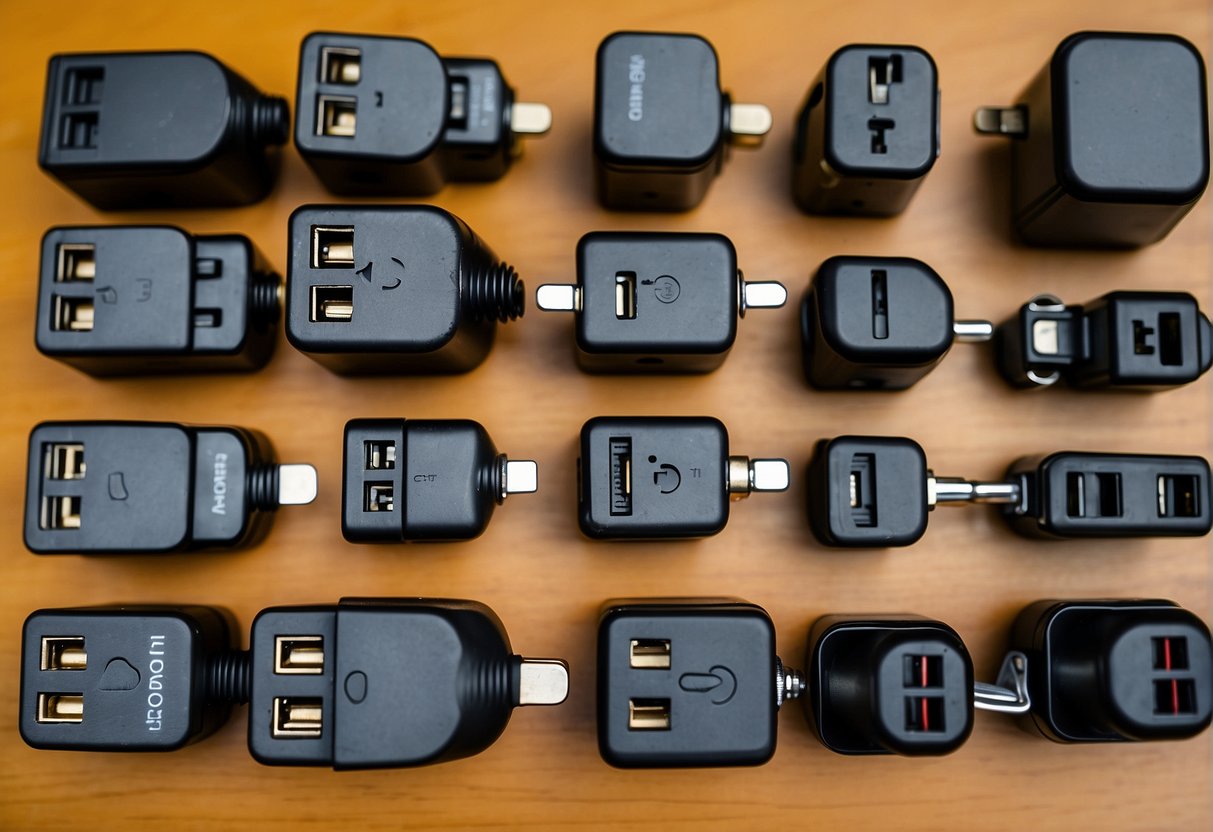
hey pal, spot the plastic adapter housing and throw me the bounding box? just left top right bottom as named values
left=285, top=205, right=524, bottom=375
left=792, top=44, right=939, bottom=216
left=1011, top=599, right=1213, bottom=742
left=991, top=32, right=1209, bottom=247
left=19, top=606, right=241, bottom=751
left=35, top=226, right=281, bottom=376
left=39, top=51, right=289, bottom=209
left=800, top=256, right=954, bottom=390
left=805, top=615, right=974, bottom=755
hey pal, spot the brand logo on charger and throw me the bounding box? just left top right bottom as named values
left=212, top=452, right=228, bottom=515
left=146, top=635, right=167, bottom=731
left=627, top=54, right=646, bottom=121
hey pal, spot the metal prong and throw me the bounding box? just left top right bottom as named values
left=277, top=464, right=318, bottom=506
left=927, top=475, right=1020, bottom=507
left=535, top=284, right=581, bottom=312
left=518, top=658, right=569, bottom=705
left=973, top=106, right=1027, bottom=137
left=510, top=102, right=552, bottom=136
left=729, top=456, right=790, bottom=498
left=503, top=459, right=538, bottom=497
left=740, top=280, right=787, bottom=315
left=953, top=320, right=994, bottom=343
left=727, top=103, right=772, bottom=147
left=974, top=651, right=1031, bottom=714
left=775, top=657, right=806, bottom=709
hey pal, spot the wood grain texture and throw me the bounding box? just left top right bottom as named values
left=0, top=0, right=1209, bottom=829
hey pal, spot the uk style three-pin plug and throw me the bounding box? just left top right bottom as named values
left=24, top=421, right=317, bottom=555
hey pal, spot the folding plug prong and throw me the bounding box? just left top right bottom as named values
left=973, top=651, right=1031, bottom=714
left=517, top=658, right=569, bottom=706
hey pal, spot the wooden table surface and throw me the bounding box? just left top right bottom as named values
left=1, top=0, right=1209, bottom=829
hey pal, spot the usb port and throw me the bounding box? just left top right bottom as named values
left=609, top=437, right=632, bottom=516
left=905, top=696, right=944, bottom=732
left=316, top=95, right=356, bottom=137
left=40, top=495, right=81, bottom=530
left=37, top=693, right=83, bottom=723
left=59, top=112, right=98, bottom=149
left=1066, top=471, right=1122, bottom=518
left=904, top=654, right=942, bottom=687
left=56, top=244, right=95, bottom=282
left=64, top=67, right=104, bottom=105
left=41, top=637, right=86, bottom=671
left=850, top=453, right=877, bottom=527
left=52, top=295, right=94, bottom=331
left=1154, top=679, right=1196, bottom=716
left=310, top=285, right=353, bottom=322
left=629, top=639, right=671, bottom=669
left=272, top=697, right=323, bottom=738
left=365, top=482, right=394, bottom=512
left=274, top=636, right=324, bottom=675
left=1158, top=474, right=1199, bottom=517
left=320, top=47, right=361, bottom=85
left=1153, top=636, right=1190, bottom=671
left=365, top=440, right=396, bottom=470
left=615, top=272, right=636, bottom=320
left=44, top=443, right=85, bottom=480
left=628, top=698, right=670, bottom=730
left=311, top=226, right=355, bottom=269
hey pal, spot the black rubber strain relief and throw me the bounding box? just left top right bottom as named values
left=488, top=453, right=505, bottom=505
left=467, top=261, right=525, bottom=323
left=250, top=271, right=281, bottom=326
left=207, top=650, right=251, bottom=705
left=247, top=464, right=280, bottom=512
left=252, top=95, right=290, bottom=146
left=460, top=655, right=515, bottom=713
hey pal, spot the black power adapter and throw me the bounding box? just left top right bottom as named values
left=596, top=598, right=803, bottom=768
left=806, top=435, right=1212, bottom=547
left=285, top=205, right=524, bottom=375
left=248, top=598, right=567, bottom=769
left=24, top=421, right=317, bottom=555
left=536, top=231, right=786, bottom=373
left=294, top=32, right=550, bottom=196
left=39, top=51, right=289, bottom=210
left=974, top=31, right=1209, bottom=247
left=593, top=31, right=771, bottom=211
left=36, top=226, right=281, bottom=376
left=342, top=418, right=537, bottom=542
left=800, top=255, right=991, bottom=390
left=577, top=417, right=789, bottom=540
left=1010, top=599, right=1212, bottom=742
left=804, top=615, right=973, bottom=755
left=996, top=291, right=1213, bottom=390
left=20, top=606, right=244, bottom=751
left=792, top=45, right=939, bottom=216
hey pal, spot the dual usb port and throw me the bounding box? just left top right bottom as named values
left=1152, top=636, right=1197, bottom=716
left=39, top=442, right=85, bottom=531
left=627, top=639, right=671, bottom=731
left=1064, top=471, right=1201, bottom=519
left=315, top=47, right=361, bottom=138
left=36, top=636, right=87, bottom=724
left=310, top=226, right=355, bottom=323
left=904, top=654, right=944, bottom=733
left=272, top=635, right=326, bottom=739
left=58, top=66, right=104, bottom=150
left=50, top=243, right=96, bottom=332
left=363, top=439, right=396, bottom=513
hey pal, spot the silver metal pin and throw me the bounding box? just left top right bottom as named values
left=277, top=464, right=318, bottom=506
left=927, top=475, right=1020, bottom=507
left=728, top=103, right=772, bottom=147
left=535, top=284, right=581, bottom=312
left=953, top=320, right=995, bottom=342
left=974, top=651, right=1031, bottom=714
left=741, top=280, right=788, bottom=315
left=974, top=106, right=1027, bottom=137
left=729, top=456, right=790, bottom=498
left=503, top=459, right=538, bottom=497
left=510, top=102, right=552, bottom=136
left=518, top=658, right=569, bottom=706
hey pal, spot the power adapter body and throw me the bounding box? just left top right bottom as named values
left=978, top=32, right=1209, bottom=247
left=1010, top=599, right=1212, bottom=742
left=20, top=605, right=241, bottom=751
left=24, top=421, right=316, bottom=555
left=597, top=598, right=799, bottom=768
left=805, top=615, right=973, bottom=755
left=294, top=33, right=549, bottom=196
left=36, top=225, right=281, bottom=376
left=249, top=598, right=567, bottom=770
left=285, top=205, right=523, bottom=375
left=800, top=256, right=956, bottom=390
left=342, top=418, right=537, bottom=542
left=593, top=31, right=769, bottom=211
left=792, top=44, right=939, bottom=216
left=39, top=51, right=289, bottom=210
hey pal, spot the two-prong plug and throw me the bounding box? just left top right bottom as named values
left=249, top=598, right=568, bottom=770
left=536, top=231, right=786, bottom=373
left=24, top=421, right=317, bottom=555
left=295, top=32, right=551, bottom=196
left=806, top=436, right=1211, bottom=547
left=342, top=418, right=537, bottom=542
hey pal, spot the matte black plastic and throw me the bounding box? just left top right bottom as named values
left=800, top=256, right=954, bottom=390
left=793, top=45, right=939, bottom=216
left=593, top=32, right=729, bottom=211
left=341, top=418, right=507, bottom=542
left=295, top=33, right=529, bottom=196
left=570, top=232, right=739, bottom=373
left=995, top=291, right=1213, bottom=390
left=806, top=436, right=929, bottom=547
left=805, top=615, right=973, bottom=755
left=1003, top=451, right=1212, bottom=538
left=24, top=421, right=281, bottom=554
left=597, top=598, right=777, bottom=767
left=285, top=204, right=523, bottom=375
left=1002, top=32, right=1209, bottom=247
left=249, top=598, right=522, bottom=770
left=35, top=226, right=280, bottom=376
left=578, top=416, right=730, bottom=540
left=20, top=606, right=237, bottom=751
left=39, top=51, right=288, bottom=209
left=1010, top=600, right=1213, bottom=742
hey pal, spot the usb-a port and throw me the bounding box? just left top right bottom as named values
left=609, top=437, right=632, bottom=516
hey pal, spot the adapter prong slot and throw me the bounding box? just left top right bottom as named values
left=41, top=637, right=86, bottom=671
left=44, top=443, right=85, bottom=480
left=629, top=639, right=671, bottom=669
left=272, top=697, right=323, bottom=738
left=37, top=693, right=84, bottom=723
left=274, top=636, right=324, bottom=675
left=627, top=698, right=671, bottom=730
left=973, top=651, right=1031, bottom=714
left=56, top=244, right=95, bottom=282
